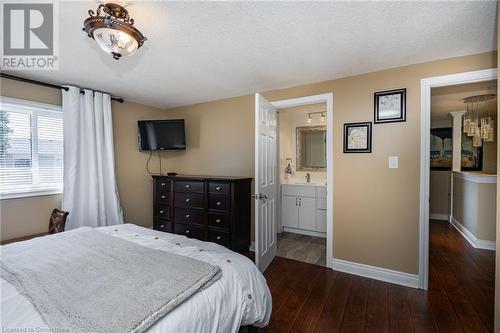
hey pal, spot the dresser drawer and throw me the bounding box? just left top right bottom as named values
left=154, top=220, right=172, bottom=233
left=156, top=178, right=171, bottom=188
left=208, top=213, right=230, bottom=230
left=175, top=193, right=204, bottom=209
left=208, top=229, right=230, bottom=247
left=174, top=181, right=204, bottom=193
left=175, top=223, right=205, bottom=240
left=208, top=195, right=231, bottom=212
left=156, top=190, right=170, bottom=203
left=155, top=205, right=171, bottom=221
left=174, top=208, right=204, bottom=226
left=208, top=182, right=230, bottom=195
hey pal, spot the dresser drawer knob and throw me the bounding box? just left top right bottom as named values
left=185, top=184, right=191, bottom=188
left=215, top=219, right=221, bottom=223
left=216, top=186, right=222, bottom=191
left=185, top=214, right=190, bottom=218
left=216, top=201, right=222, bottom=206
left=160, top=224, right=165, bottom=228
left=161, top=195, right=166, bottom=199
left=216, top=236, right=222, bottom=240
left=185, top=229, right=190, bottom=234
left=185, top=198, right=191, bottom=203
left=159, top=210, right=164, bottom=214
left=161, top=182, right=166, bottom=186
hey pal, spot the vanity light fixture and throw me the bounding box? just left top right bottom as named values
left=307, top=111, right=326, bottom=123
left=83, top=3, right=147, bottom=60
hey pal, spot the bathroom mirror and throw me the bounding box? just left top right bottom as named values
left=296, top=126, right=326, bottom=171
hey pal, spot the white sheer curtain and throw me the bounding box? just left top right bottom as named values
left=62, top=86, right=124, bottom=229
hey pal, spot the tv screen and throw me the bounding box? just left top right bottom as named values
left=138, top=119, right=186, bottom=151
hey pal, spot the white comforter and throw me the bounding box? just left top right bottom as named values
left=1, top=224, right=272, bottom=333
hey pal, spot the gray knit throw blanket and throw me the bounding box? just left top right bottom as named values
left=0, top=228, right=221, bottom=333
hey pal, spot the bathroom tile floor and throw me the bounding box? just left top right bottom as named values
left=276, top=231, right=326, bottom=266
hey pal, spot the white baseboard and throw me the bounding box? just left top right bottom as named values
left=450, top=218, right=496, bottom=251
left=330, top=258, right=419, bottom=289
left=429, top=213, right=449, bottom=221
left=283, top=226, right=326, bottom=238
left=249, top=242, right=255, bottom=252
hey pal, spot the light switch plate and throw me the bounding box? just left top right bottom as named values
left=389, top=156, right=398, bottom=169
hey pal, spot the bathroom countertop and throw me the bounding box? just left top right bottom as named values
left=281, top=180, right=326, bottom=187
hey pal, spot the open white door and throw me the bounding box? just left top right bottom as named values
left=254, top=93, right=278, bottom=272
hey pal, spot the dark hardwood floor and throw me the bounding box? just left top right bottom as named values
left=261, top=220, right=495, bottom=332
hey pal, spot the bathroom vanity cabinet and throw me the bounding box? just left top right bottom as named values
left=281, top=184, right=326, bottom=237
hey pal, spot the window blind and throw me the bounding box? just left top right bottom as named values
left=0, top=98, right=63, bottom=198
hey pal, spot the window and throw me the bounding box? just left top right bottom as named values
left=0, top=97, right=63, bottom=199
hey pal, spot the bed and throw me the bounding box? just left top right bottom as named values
left=1, top=224, right=272, bottom=332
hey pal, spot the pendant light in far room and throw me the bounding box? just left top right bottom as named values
left=463, top=93, right=496, bottom=147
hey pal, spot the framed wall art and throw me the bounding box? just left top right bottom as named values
left=343, top=122, right=372, bottom=153
left=374, top=88, right=406, bottom=124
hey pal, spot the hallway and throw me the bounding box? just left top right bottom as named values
left=260, top=219, right=495, bottom=332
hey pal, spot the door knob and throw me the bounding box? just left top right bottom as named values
left=252, top=193, right=268, bottom=201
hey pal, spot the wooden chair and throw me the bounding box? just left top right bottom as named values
left=48, top=209, right=69, bottom=234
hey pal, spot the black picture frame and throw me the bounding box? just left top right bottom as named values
left=343, top=122, right=372, bottom=153
left=374, top=88, right=406, bottom=124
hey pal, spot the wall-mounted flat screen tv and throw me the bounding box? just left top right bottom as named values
left=138, top=119, right=186, bottom=151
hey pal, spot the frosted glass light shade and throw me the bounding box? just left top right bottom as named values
left=94, top=28, right=139, bottom=59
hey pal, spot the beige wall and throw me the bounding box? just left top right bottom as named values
left=0, top=78, right=167, bottom=241
left=452, top=173, right=496, bottom=241
left=430, top=171, right=450, bottom=218
left=166, top=52, right=496, bottom=274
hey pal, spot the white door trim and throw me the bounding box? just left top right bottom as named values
left=419, top=68, right=497, bottom=289
left=270, top=93, right=334, bottom=268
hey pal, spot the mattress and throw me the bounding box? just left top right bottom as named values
left=0, top=224, right=272, bottom=333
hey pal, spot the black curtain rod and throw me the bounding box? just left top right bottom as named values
left=0, top=73, right=124, bottom=103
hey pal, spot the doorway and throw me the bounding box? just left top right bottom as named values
left=254, top=93, right=333, bottom=272
left=420, top=68, right=497, bottom=290
left=277, top=102, right=327, bottom=266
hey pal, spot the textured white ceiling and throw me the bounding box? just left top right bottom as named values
left=9, top=1, right=497, bottom=109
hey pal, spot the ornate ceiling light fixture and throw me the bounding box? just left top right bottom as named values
left=83, top=3, right=147, bottom=60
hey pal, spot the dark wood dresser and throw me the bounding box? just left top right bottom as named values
left=152, top=175, right=252, bottom=252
